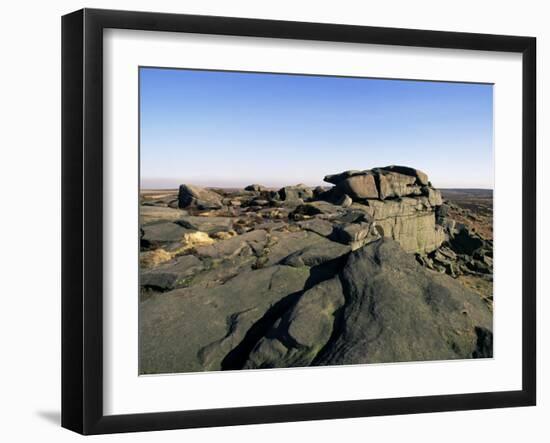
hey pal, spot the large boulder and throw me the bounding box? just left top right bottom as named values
left=335, top=174, right=379, bottom=200
left=141, top=222, right=193, bottom=244
left=379, top=165, right=429, bottom=186
left=195, top=229, right=268, bottom=259
left=297, top=166, right=446, bottom=254
left=178, top=184, right=223, bottom=209
left=313, top=239, right=493, bottom=365
left=377, top=171, right=421, bottom=200
left=243, top=277, right=345, bottom=369
left=322, top=166, right=435, bottom=202
left=278, top=184, right=313, bottom=201
left=323, top=170, right=363, bottom=185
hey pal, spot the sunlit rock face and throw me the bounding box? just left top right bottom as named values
left=320, top=166, right=445, bottom=254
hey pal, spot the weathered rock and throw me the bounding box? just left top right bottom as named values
left=436, top=203, right=451, bottom=224
left=244, top=277, right=345, bottom=369
left=263, top=230, right=329, bottom=267
left=254, top=221, right=287, bottom=232
left=296, top=219, right=334, bottom=237
left=314, top=239, right=493, bottom=366
left=331, top=222, right=380, bottom=250
left=178, top=184, right=223, bottom=209
left=281, top=240, right=350, bottom=267
left=336, top=174, right=379, bottom=200
left=374, top=212, right=446, bottom=254
left=278, top=184, right=313, bottom=202
left=448, top=225, right=485, bottom=255
left=323, top=170, right=363, bottom=185
left=332, top=209, right=372, bottom=225
left=140, top=205, right=187, bottom=225
left=360, top=197, right=444, bottom=254
left=176, top=216, right=233, bottom=234
left=141, top=255, right=204, bottom=291
left=279, top=198, right=305, bottom=209
left=335, top=193, right=353, bottom=208
left=377, top=171, right=420, bottom=200
left=141, top=222, right=193, bottom=244
left=244, top=184, right=266, bottom=192
left=291, top=201, right=345, bottom=219
left=379, top=165, right=429, bottom=186
left=195, top=229, right=268, bottom=259
left=367, top=197, right=427, bottom=219
left=424, top=187, right=443, bottom=206
left=139, top=265, right=310, bottom=373
left=186, top=254, right=258, bottom=289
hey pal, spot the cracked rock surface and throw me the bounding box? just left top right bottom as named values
left=139, top=166, right=493, bottom=374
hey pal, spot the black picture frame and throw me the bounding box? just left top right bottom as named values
left=62, top=8, right=537, bottom=435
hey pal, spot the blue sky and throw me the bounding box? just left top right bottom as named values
left=140, top=67, right=493, bottom=189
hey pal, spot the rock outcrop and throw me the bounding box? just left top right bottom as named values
left=139, top=166, right=493, bottom=374
left=319, top=166, right=445, bottom=254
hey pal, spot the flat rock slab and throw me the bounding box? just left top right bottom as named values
left=195, top=229, right=268, bottom=259
left=141, top=255, right=204, bottom=290
left=141, top=222, right=193, bottom=244
left=377, top=171, right=420, bottom=200
left=254, top=221, right=288, bottom=232
left=139, top=265, right=310, bottom=374
left=380, top=165, right=429, bottom=186
left=140, top=205, right=188, bottom=225
left=281, top=240, right=350, bottom=267
left=292, top=201, right=345, bottom=217
left=186, top=254, right=258, bottom=289
left=297, top=219, right=335, bottom=237
left=337, top=174, right=379, bottom=199
left=264, top=230, right=328, bottom=267
left=176, top=215, right=234, bottom=234
left=278, top=185, right=313, bottom=201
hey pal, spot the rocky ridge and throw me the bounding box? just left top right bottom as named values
left=139, top=166, right=493, bottom=374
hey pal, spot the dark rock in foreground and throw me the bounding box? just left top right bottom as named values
left=312, top=239, right=493, bottom=366
left=140, top=265, right=311, bottom=373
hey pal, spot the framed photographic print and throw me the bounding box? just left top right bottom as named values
left=61, top=8, right=536, bottom=435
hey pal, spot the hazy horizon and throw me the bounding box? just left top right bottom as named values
left=140, top=181, right=494, bottom=191
left=140, top=68, right=494, bottom=189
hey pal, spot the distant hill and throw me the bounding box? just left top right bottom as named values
left=440, top=188, right=493, bottom=199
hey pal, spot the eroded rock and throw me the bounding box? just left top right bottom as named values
left=140, top=265, right=310, bottom=373
left=313, top=239, right=493, bottom=365
left=178, top=184, right=223, bottom=209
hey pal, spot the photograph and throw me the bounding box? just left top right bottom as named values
left=138, top=67, right=494, bottom=375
